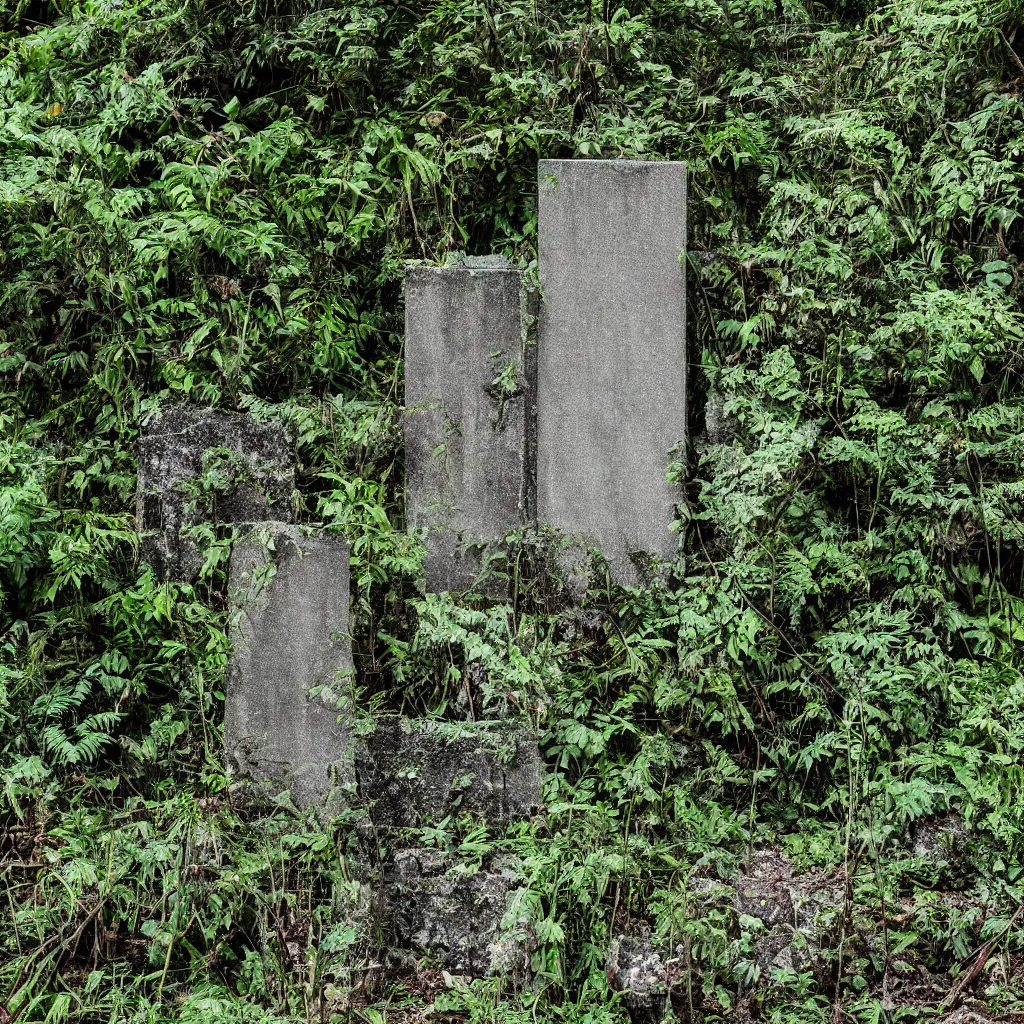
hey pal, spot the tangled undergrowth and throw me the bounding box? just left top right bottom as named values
left=2, top=0, right=1024, bottom=1021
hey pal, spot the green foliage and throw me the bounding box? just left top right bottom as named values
left=3, top=0, right=1024, bottom=1020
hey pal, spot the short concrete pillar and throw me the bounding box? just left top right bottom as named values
left=404, top=260, right=536, bottom=593
left=537, top=160, right=687, bottom=584
left=224, top=523, right=354, bottom=812
left=137, top=405, right=293, bottom=581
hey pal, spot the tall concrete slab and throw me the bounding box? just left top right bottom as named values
left=404, top=260, right=535, bottom=594
left=537, top=160, right=687, bottom=585
left=224, top=523, right=354, bottom=812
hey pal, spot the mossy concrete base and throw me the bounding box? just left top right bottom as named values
left=378, top=848, right=532, bottom=980
left=137, top=405, right=294, bottom=581
left=355, top=717, right=543, bottom=829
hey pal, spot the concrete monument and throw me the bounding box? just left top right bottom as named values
left=536, top=160, right=687, bottom=585
left=404, top=260, right=536, bottom=593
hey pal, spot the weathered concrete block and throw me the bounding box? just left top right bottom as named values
left=224, top=523, right=354, bottom=812
left=404, top=260, right=536, bottom=594
left=137, top=405, right=293, bottom=580
left=606, top=930, right=673, bottom=1024
left=380, top=849, right=531, bottom=979
left=355, top=718, right=542, bottom=828
left=537, top=160, right=687, bottom=585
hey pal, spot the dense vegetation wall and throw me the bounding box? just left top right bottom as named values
left=2, top=0, right=1024, bottom=1020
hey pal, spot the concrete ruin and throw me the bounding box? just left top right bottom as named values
left=536, top=159, right=687, bottom=585
left=137, top=405, right=294, bottom=580
left=215, top=513, right=542, bottom=974
left=401, top=160, right=689, bottom=592
left=355, top=717, right=543, bottom=829
left=223, top=522, right=355, bottom=813
left=404, top=259, right=536, bottom=594
left=354, top=719, right=542, bottom=974
left=211, top=158, right=692, bottom=985
left=378, top=848, right=531, bottom=979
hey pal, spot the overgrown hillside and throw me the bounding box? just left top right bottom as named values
left=3, top=0, right=1024, bottom=1021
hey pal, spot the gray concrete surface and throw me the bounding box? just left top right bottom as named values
left=224, top=523, right=354, bottom=812
left=380, top=848, right=529, bottom=979
left=537, top=159, right=687, bottom=585
left=137, top=405, right=293, bottom=580
left=404, top=263, right=536, bottom=594
left=355, top=717, right=543, bottom=828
